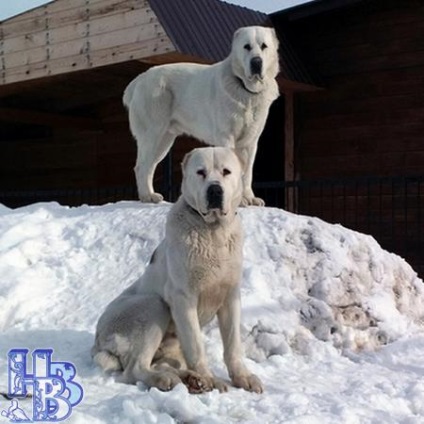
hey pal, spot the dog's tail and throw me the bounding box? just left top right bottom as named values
left=123, top=70, right=169, bottom=109
left=92, top=348, right=122, bottom=373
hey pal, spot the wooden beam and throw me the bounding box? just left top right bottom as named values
left=278, top=75, right=322, bottom=93
left=0, top=0, right=175, bottom=85
left=2, top=37, right=174, bottom=85
left=4, top=23, right=165, bottom=69
left=284, top=91, right=296, bottom=212
left=140, top=52, right=213, bottom=66
left=0, top=107, right=101, bottom=130
left=2, top=8, right=154, bottom=55
left=0, top=0, right=150, bottom=39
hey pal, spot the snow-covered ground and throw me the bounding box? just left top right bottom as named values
left=1, top=201, right=424, bottom=423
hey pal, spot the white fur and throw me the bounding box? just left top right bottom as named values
left=92, top=147, right=263, bottom=394
left=123, top=26, right=280, bottom=205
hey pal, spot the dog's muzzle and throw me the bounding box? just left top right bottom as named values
left=207, top=184, right=223, bottom=210
left=250, top=56, right=263, bottom=77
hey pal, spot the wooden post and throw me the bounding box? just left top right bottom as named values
left=284, top=91, right=296, bottom=212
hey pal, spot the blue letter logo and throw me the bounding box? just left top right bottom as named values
left=2, top=349, right=83, bottom=422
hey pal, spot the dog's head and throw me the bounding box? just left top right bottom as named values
left=230, top=26, right=280, bottom=94
left=181, top=147, right=243, bottom=224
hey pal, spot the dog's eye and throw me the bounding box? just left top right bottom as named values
left=261, top=43, right=268, bottom=50
left=223, top=168, right=231, bottom=176
left=196, top=169, right=206, bottom=178
left=244, top=43, right=252, bottom=51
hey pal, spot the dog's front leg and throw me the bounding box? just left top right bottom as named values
left=217, top=286, right=263, bottom=393
left=172, top=293, right=209, bottom=374
left=171, top=293, right=227, bottom=392
left=235, top=141, right=265, bottom=207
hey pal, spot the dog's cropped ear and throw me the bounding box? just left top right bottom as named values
left=181, top=151, right=194, bottom=174
left=270, top=27, right=280, bottom=48
left=232, top=27, right=244, bottom=41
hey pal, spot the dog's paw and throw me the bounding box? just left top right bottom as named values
left=232, top=373, right=264, bottom=393
left=212, top=377, right=229, bottom=393
left=139, top=192, right=164, bottom=203
left=179, top=370, right=229, bottom=394
left=150, top=371, right=182, bottom=391
left=240, top=196, right=265, bottom=207
left=179, top=371, right=216, bottom=394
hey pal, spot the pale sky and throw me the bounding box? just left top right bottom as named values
left=0, top=0, right=313, bottom=21
left=0, top=0, right=52, bottom=21
left=226, top=0, right=314, bottom=13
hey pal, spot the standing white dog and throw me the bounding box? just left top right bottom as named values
left=92, top=147, right=263, bottom=394
left=123, top=26, right=280, bottom=206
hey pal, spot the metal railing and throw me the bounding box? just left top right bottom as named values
left=0, top=186, right=139, bottom=208
left=1, top=175, right=423, bottom=277
left=254, top=176, right=424, bottom=277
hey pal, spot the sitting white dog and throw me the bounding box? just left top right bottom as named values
left=92, top=147, right=263, bottom=394
left=123, top=26, right=280, bottom=206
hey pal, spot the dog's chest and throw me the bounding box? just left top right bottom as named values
left=227, top=97, right=263, bottom=138
left=187, top=230, right=241, bottom=288
left=185, top=230, right=241, bottom=325
left=197, top=280, right=232, bottom=326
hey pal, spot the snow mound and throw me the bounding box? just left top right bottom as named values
left=240, top=208, right=424, bottom=358
left=1, top=201, right=422, bottom=352
left=1, top=201, right=424, bottom=423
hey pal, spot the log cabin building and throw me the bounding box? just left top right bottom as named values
left=0, top=0, right=423, bottom=275
left=270, top=0, right=424, bottom=275
left=0, top=0, right=317, bottom=202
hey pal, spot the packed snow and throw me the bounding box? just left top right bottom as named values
left=1, top=200, right=424, bottom=423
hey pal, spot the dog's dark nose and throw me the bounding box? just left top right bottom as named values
left=250, top=56, right=263, bottom=75
left=207, top=184, right=223, bottom=209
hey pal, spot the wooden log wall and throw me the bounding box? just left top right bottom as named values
left=282, top=0, right=424, bottom=274
left=291, top=0, right=424, bottom=179
left=0, top=0, right=175, bottom=85
left=0, top=128, right=97, bottom=191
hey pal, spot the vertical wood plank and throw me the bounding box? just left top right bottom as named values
left=284, top=91, right=296, bottom=211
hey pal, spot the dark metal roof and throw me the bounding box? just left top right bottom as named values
left=149, top=0, right=269, bottom=62
left=148, top=0, right=319, bottom=87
